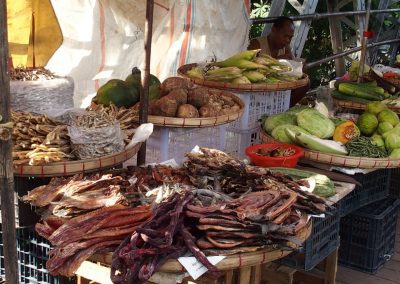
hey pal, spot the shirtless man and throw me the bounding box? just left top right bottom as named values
left=248, top=16, right=294, bottom=60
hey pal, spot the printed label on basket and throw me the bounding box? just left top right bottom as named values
left=178, top=255, right=226, bottom=280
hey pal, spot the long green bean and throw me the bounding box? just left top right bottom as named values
left=345, top=136, right=388, bottom=158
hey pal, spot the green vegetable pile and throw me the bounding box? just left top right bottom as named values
left=345, top=136, right=388, bottom=158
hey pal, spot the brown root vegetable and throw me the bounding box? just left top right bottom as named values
left=199, top=105, right=219, bottom=117
left=188, top=87, right=210, bottom=108
left=164, top=88, right=188, bottom=106
left=177, top=104, right=200, bottom=118
left=221, top=104, right=241, bottom=115
left=132, top=100, right=158, bottom=113
left=160, top=77, right=193, bottom=96
left=220, top=95, right=235, bottom=107
left=150, top=97, right=178, bottom=117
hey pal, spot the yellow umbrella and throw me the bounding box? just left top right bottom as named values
left=7, top=0, right=62, bottom=68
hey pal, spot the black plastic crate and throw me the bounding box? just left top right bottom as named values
left=0, top=226, right=75, bottom=283
left=389, top=168, right=400, bottom=198
left=339, top=197, right=400, bottom=274
left=338, top=169, right=390, bottom=217
left=277, top=205, right=340, bottom=271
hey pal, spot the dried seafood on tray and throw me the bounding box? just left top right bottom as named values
left=41, top=204, right=151, bottom=277
left=68, top=110, right=125, bottom=159
left=12, top=111, right=74, bottom=165
left=22, top=174, right=130, bottom=219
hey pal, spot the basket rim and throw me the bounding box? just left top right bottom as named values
left=333, top=98, right=400, bottom=113
left=259, top=129, right=400, bottom=169
left=177, top=63, right=310, bottom=91
left=13, top=142, right=142, bottom=177
left=142, top=88, right=245, bottom=127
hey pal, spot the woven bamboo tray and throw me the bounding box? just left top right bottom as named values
left=333, top=98, right=400, bottom=114
left=260, top=129, right=400, bottom=169
left=13, top=142, right=142, bottom=177
left=145, top=88, right=245, bottom=127
left=89, top=221, right=311, bottom=273
left=177, top=63, right=310, bottom=91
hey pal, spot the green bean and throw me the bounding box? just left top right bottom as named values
left=346, top=136, right=388, bottom=158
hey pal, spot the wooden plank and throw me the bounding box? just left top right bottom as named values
left=239, top=266, right=252, bottom=284
left=0, top=0, right=19, bottom=283
left=336, top=265, right=399, bottom=284
left=324, top=248, right=338, bottom=284
left=251, top=265, right=261, bottom=284
left=224, top=270, right=234, bottom=284
left=75, top=261, right=112, bottom=284
left=262, top=263, right=295, bottom=284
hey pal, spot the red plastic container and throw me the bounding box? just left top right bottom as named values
left=245, top=143, right=304, bottom=168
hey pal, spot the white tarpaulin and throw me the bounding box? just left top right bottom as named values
left=47, top=0, right=251, bottom=108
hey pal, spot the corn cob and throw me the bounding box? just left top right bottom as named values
left=232, top=76, right=251, bottom=84
left=212, top=49, right=261, bottom=68
left=187, top=67, right=205, bottom=79
left=242, top=70, right=266, bottom=82
left=205, top=67, right=242, bottom=82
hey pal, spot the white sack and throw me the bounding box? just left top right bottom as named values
left=47, top=0, right=250, bottom=108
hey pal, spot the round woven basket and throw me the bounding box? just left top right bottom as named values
left=260, top=129, right=400, bottom=169
left=13, top=142, right=142, bottom=177
left=144, top=88, right=245, bottom=127
left=177, top=63, right=310, bottom=91
left=90, top=221, right=312, bottom=273
left=333, top=98, right=400, bottom=114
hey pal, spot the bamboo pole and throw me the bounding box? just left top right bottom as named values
left=137, top=0, right=154, bottom=166
left=251, top=8, right=400, bottom=24
left=357, top=0, right=372, bottom=83
left=0, top=0, right=19, bottom=283
left=304, top=38, right=400, bottom=69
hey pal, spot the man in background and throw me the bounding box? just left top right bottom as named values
left=248, top=16, right=294, bottom=60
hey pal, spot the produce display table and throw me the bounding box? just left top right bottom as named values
left=74, top=182, right=355, bottom=284
left=75, top=222, right=312, bottom=284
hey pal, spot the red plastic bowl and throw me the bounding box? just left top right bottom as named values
left=245, top=143, right=304, bottom=168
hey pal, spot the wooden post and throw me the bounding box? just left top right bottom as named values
left=0, top=0, right=19, bottom=283
left=137, top=0, right=154, bottom=166
left=326, top=0, right=346, bottom=77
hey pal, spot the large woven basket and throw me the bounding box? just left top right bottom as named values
left=13, top=142, right=142, bottom=177
left=178, top=63, right=310, bottom=91
left=333, top=98, right=400, bottom=114
left=89, top=221, right=311, bottom=273
left=260, top=129, right=400, bottom=169
left=144, top=88, right=245, bottom=127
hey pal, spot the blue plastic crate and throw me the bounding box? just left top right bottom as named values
left=338, top=169, right=390, bottom=217
left=0, top=226, right=75, bottom=283
left=278, top=205, right=340, bottom=271
left=339, top=197, right=400, bottom=274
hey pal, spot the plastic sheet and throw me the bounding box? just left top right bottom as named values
left=68, top=121, right=124, bottom=160
left=10, top=77, right=74, bottom=113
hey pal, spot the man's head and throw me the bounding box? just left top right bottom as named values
left=269, top=16, right=294, bottom=49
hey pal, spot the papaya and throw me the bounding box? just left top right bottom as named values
left=94, top=79, right=139, bottom=108
left=125, top=67, right=161, bottom=100
left=333, top=121, right=360, bottom=144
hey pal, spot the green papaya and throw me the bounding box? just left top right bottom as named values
left=125, top=67, right=161, bottom=100
left=94, top=79, right=139, bottom=108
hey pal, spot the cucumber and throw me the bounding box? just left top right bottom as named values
left=270, top=167, right=336, bottom=197
left=331, top=90, right=372, bottom=104
left=338, top=83, right=384, bottom=101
